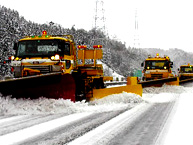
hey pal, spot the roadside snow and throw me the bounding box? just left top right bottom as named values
left=0, top=92, right=143, bottom=115
left=143, top=84, right=186, bottom=94
left=142, top=84, right=183, bottom=103
left=0, top=84, right=184, bottom=116
left=161, top=87, right=193, bottom=145
left=143, top=93, right=178, bottom=103
left=91, top=92, right=143, bottom=105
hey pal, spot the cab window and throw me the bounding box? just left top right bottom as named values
left=58, top=40, right=70, bottom=56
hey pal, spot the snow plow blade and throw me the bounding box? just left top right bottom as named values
left=179, top=78, right=193, bottom=84
left=0, top=72, right=76, bottom=102
left=139, top=77, right=179, bottom=88
left=90, top=77, right=142, bottom=101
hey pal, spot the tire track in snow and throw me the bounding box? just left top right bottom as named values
left=19, top=110, right=126, bottom=145
left=0, top=114, right=69, bottom=136
left=68, top=103, right=150, bottom=145
left=0, top=112, right=92, bottom=145
left=0, top=115, right=16, bottom=120
left=108, top=102, right=176, bottom=145
left=0, top=115, right=26, bottom=125
left=67, top=102, right=176, bottom=145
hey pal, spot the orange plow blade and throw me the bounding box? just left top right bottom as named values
left=90, top=77, right=142, bottom=101
left=138, top=77, right=179, bottom=88
left=0, top=73, right=76, bottom=102
left=91, top=84, right=142, bottom=101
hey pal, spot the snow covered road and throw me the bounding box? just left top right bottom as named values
left=0, top=84, right=193, bottom=145
left=108, top=102, right=176, bottom=145
left=0, top=92, right=143, bottom=145
left=68, top=88, right=179, bottom=145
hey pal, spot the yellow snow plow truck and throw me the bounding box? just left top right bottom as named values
left=0, top=31, right=142, bottom=101
left=140, top=53, right=178, bottom=87
left=178, top=63, right=193, bottom=82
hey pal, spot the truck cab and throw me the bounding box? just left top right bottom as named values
left=178, top=63, right=193, bottom=80
left=141, top=53, right=173, bottom=81
left=11, top=31, right=77, bottom=77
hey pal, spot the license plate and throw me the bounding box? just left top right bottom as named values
left=33, top=61, right=39, bottom=64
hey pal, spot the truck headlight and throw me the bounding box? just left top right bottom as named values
left=51, top=54, right=60, bottom=60
left=11, top=56, right=15, bottom=60
left=55, top=54, right=60, bottom=60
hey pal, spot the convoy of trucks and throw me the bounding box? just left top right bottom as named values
left=0, top=31, right=142, bottom=101
left=0, top=31, right=192, bottom=101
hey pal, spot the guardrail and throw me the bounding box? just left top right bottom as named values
left=104, top=81, right=127, bottom=86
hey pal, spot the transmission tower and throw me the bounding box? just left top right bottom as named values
left=133, top=9, right=140, bottom=48
left=93, top=0, right=111, bottom=69
left=93, top=0, right=108, bottom=40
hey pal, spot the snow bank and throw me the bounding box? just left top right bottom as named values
left=143, top=84, right=186, bottom=94
left=0, top=92, right=143, bottom=115
left=91, top=92, right=143, bottom=105
left=143, top=93, right=178, bottom=103
left=162, top=92, right=193, bottom=145
left=1, top=84, right=190, bottom=115
left=0, top=96, right=78, bottom=115
left=142, top=84, right=186, bottom=103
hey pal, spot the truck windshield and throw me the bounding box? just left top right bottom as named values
left=180, top=67, right=193, bottom=73
left=16, top=39, right=70, bottom=57
left=145, top=60, right=169, bottom=69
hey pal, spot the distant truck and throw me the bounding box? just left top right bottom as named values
left=178, top=63, right=193, bottom=80
left=141, top=53, right=174, bottom=81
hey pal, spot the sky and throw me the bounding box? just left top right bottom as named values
left=1, top=0, right=193, bottom=52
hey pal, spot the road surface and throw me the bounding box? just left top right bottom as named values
left=1, top=84, right=189, bottom=145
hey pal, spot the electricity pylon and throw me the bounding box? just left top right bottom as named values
left=133, top=9, right=140, bottom=48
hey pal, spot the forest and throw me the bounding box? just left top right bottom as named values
left=0, top=5, right=193, bottom=77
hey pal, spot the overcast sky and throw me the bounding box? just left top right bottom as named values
left=1, top=0, right=193, bottom=53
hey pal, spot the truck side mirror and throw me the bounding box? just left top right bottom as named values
left=170, top=62, right=173, bottom=65
left=178, top=68, right=180, bottom=71
left=141, top=62, right=144, bottom=67
left=13, top=43, right=18, bottom=50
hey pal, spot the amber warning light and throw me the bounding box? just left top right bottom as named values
left=78, top=45, right=87, bottom=49
left=93, top=45, right=102, bottom=48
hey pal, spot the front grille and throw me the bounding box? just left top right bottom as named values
left=24, top=65, right=51, bottom=73
left=151, top=74, right=163, bottom=78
